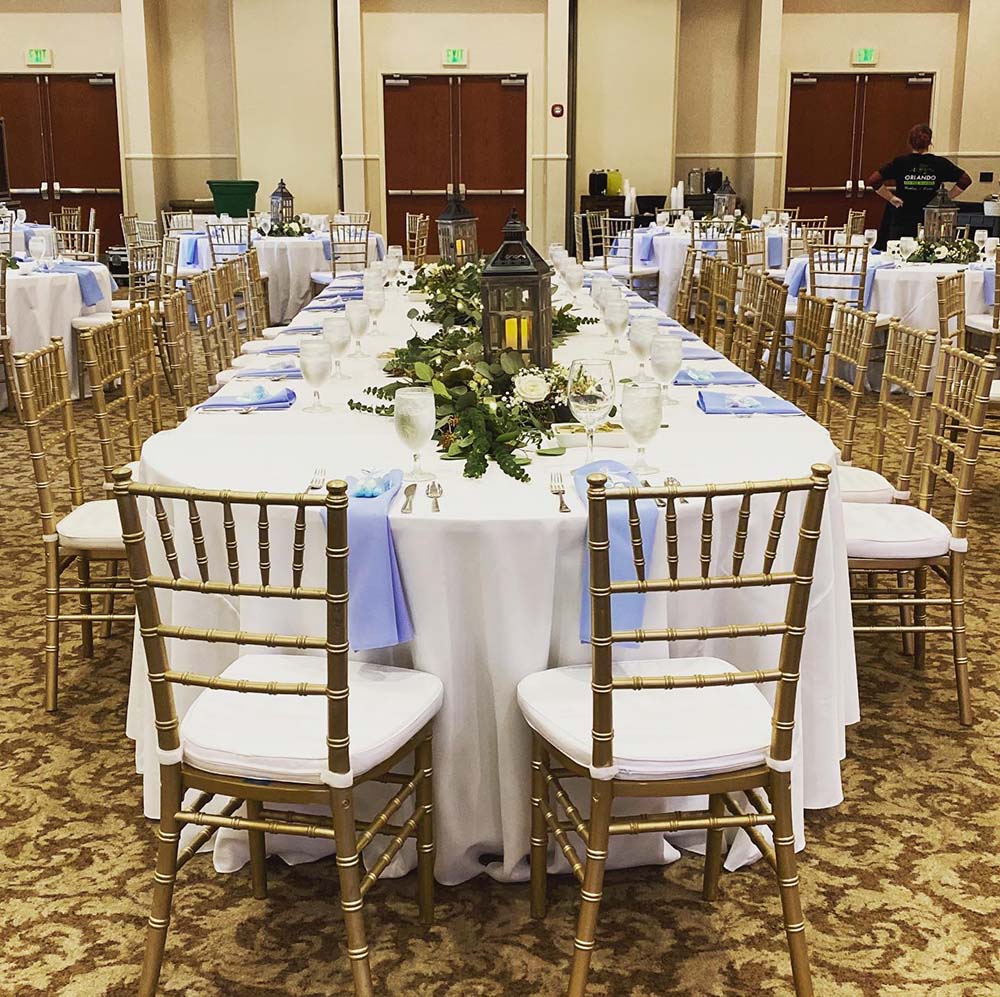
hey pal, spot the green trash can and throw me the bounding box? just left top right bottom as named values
left=206, top=179, right=259, bottom=218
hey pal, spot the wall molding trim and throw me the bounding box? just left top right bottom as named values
left=532, top=152, right=570, bottom=160
left=674, top=152, right=783, bottom=160
left=340, top=153, right=380, bottom=161
left=125, top=153, right=238, bottom=161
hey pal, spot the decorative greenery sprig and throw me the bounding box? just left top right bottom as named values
left=258, top=215, right=313, bottom=238
left=905, top=238, right=981, bottom=264
left=407, top=259, right=484, bottom=328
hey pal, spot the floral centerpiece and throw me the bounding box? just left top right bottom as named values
left=350, top=261, right=596, bottom=481
left=905, top=238, right=981, bottom=264
left=699, top=213, right=752, bottom=232
left=258, top=214, right=312, bottom=238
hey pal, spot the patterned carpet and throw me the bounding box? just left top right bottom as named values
left=2, top=396, right=1000, bottom=997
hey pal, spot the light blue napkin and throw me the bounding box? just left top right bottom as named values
left=697, top=390, right=803, bottom=416
left=320, top=287, right=364, bottom=300
left=785, top=257, right=808, bottom=297
left=972, top=264, right=996, bottom=306
left=626, top=299, right=656, bottom=310
left=39, top=262, right=104, bottom=306
left=304, top=299, right=347, bottom=311
left=181, top=234, right=203, bottom=267
left=675, top=368, right=758, bottom=386
left=235, top=364, right=304, bottom=379
left=261, top=345, right=300, bottom=355
left=683, top=345, right=726, bottom=361
left=766, top=233, right=784, bottom=268
left=572, top=461, right=657, bottom=644
left=373, top=234, right=386, bottom=260
left=196, top=385, right=297, bottom=411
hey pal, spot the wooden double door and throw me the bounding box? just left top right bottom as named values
left=785, top=73, right=933, bottom=226
left=383, top=74, right=527, bottom=256
left=0, top=73, right=124, bottom=247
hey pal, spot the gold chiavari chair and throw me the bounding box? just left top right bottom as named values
left=405, top=212, right=429, bottom=265
left=125, top=241, right=163, bottom=307
left=189, top=271, right=224, bottom=389
left=50, top=207, right=82, bottom=231
left=599, top=215, right=660, bottom=299
left=331, top=212, right=371, bottom=274
left=806, top=243, right=869, bottom=311
left=673, top=245, right=699, bottom=325
left=935, top=270, right=967, bottom=349
left=818, top=304, right=876, bottom=463
left=211, top=260, right=245, bottom=364
left=572, top=212, right=586, bottom=261
left=159, top=288, right=196, bottom=422
left=0, top=257, right=17, bottom=419
left=519, top=465, right=833, bottom=997
left=846, top=209, right=867, bottom=238
left=586, top=209, right=610, bottom=264
left=206, top=221, right=250, bottom=265
left=161, top=209, right=194, bottom=235
left=159, top=234, right=181, bottom=294
left=726, top=233, right=747, bottom=269
left=115, top=303, right=164, bottom=437
left=789, top=216, right=829, bottom=257
left=736, top=265, right=767, bottom=326
left=693, top=256, right=738, bottom=354
left=245, top=247, right=272, bottom=333
left=13, top=339, right=133, bottom=710
left=763, top=206, right=800, bottom=220
left=121, top=214, right=140, bottom=248
left=56, top=229, right=100, bottom=262
left=758, top=275, right=792, bottom=390
left=786, top=293, right=835, bottom=418
left=846, top=345, right=996, bottom=724
left=113, top=472, right=442, bottom=996
left=691, top=253, right=716, bottom=342
left=964, top=280, right=1000, bottom=356
left=730, top=269, right=769, bottom=375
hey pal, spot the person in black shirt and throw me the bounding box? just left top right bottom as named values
left=867, top=123, right=971, bottom=248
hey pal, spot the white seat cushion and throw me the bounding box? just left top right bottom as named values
left=608, top=264, right=659, bottom=279
left=837, top=464, right=895, bottom=504
left=70, top=312, right=114, bottom=330
left=309, top=271, right=333, bottom=285
left=966, top=314, right=997, bottom=335
left=176, top=264, right=201, bottom=280
left=990, top=379, right=1000, bottom=402
left=57, top=499, right=125, bottom=554
left=843, top=503, right=952, bottom=560
left=110, top=299, right=131, bottom=313
left=180, top=654, right=443, bottom=784
left=517, top=656, right=772, bottom=780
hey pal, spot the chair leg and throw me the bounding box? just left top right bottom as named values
left=77, top=555, right=94, bottom=659
left=897, top=570, right=914, bottom=656
left=702, top=793, right=726, bottom=901
left=138, top=764, right=183, bottom=997
left=245, top=798, right=268, bottom=899
left=913, top=566, right=928, bottom=670
left=567, top=779, right=613, bottom=997
left=949, top=553, right=972, bottom=726
left=330, top=787, right=375, bottom=997
left=415, top=732, right=435, bottom=926
left=530, top=733, right=549, bottom=919
left=771, top=772, right=814, bottom=997
left=43, top=538, right=61, bottom=712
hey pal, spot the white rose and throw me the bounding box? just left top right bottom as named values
left=513, top=371, right=550, bottom=404
left=934, top=245, right=949, bottom=260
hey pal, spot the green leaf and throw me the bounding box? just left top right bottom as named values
left=475, top=361, right=493, bottom=379
left=414, top=361, right=433, bottom=383
left=515, top=455, right=532, bottom=466
left=500, top=351, right=523, bottom=375
left=431, top=378, right=452, bottom=399
left=406, top=307, right=419, bottom=320
left=535, top=446, right=567, bottom=457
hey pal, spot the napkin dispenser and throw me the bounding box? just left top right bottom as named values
left=589, top=170, right=608, bottom=196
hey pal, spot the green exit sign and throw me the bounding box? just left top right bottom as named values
left=852, top=46, right=879, bottom=66
left=443, top=47, right=468, bottom=67
left=26, top=47, right=52, bottom=67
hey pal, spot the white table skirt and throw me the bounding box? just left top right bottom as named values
left=868, top=262, right=989, bottom=332
left=2, top=264, right=115, bottom=407
left=127, top=286, right=859, bottom=886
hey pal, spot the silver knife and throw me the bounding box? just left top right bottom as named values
left=401, top=483, right=417, bottom=514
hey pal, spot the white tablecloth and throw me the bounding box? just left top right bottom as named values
left=2, top=263, right=115, bottom=406
left=11, top=223, right=57, bottom=258
left=868, top=262, right=990, bottom=332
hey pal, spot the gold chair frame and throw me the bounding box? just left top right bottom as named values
left=206, top=222, right=250, bottom=265
left=159, top=288, right=196, bottom=422
left=405, top=212, right=429, bottom=265
left=673, top=245, right=699, bottom=325
left=332, top=212, right=371, bottom=274
left=786, top=293, right=835, bottom=418
left=846, top=208, right=867, bottom=238
left=56, top=229, right=100, bottom=262
left=756, top=276, right=790, bottom=390
left=806, top=244, right=870, bottom=311
left=50, top=207, right=82, bottom=231
left=819, top=304, right=876, bottom=462
left=935, top=270, right=968, bottom=349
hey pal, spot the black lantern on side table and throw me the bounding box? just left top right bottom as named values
left=270, top=178, right=294, bottom=223
left=713, top=176, right=738, bottom=219
left=480, top=209, right=553, bottom=369
left=437, top=184, right=478, bottom=265
left=923, top=186, right=959, bottom=241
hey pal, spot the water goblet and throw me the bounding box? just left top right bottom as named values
left=322, top=314, right=352, bottom=380
left=899, top=236, right=916, bottom=262
left=568, top=359, right=616, bottom=465
left=346, top=300, right=371, bottom=358
left=366, top=287, right=386, bottom=336
left=621, top=382, right=663, bottom=474
left=29, top=236, right=46, bottom=263
left=384, top=253, right=401, bottom=289
left=864, top=228, right=878, bottom=250
left=628, top=314, right=658, bottom=381
left=394, top=386, right=437, bottom=482
left=299, top=337, right=333, bottom=413
left=779, top=211, right=791, bottom=228
left=974, top=229, right=988, bottom=258
left=985, top=238, right=998, bottom=266
left=604, top=299, right=629, bottom=356
left=548, top=243, right=564, bottom=263
left=649, top=333, right=683, bottom=405
left=565, top=264, right=585, bottom=301
left=16, top=208, right=27, bottom=224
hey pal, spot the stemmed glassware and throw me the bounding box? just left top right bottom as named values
left=899, top=236, right=916, bottom=262
left=299, top=337, right=333, bottom=413
left=779, top=211, right=791, bottom=229
left=384, top=249, right=402, bottom=289
left=346, top=300, right=370, bottom=358
left=258, top=212, right=272, bottom=237
left=565, top=264, right=585, bottom=301
left=322, top=314, right=352, bottom=380
left=985, top=238, right=998, bottom=267
left=761, top=210, right=776, bottom=228
left=366, top=287, right=386, bottom=336
left=604, top=299, right=629, bottom=357
left=628, top=314, right=658, bottom=381
left=28, top=236, right=46, bottom=264
left=394, top=386, right=437, bottom=482
left=16, top=209, right=27, bottom=224
left=649, top=333, right=683, bottom=405
left=568, top=359, right=616, bottom=465
left=620, top=382, right=663, bottom=474
left=864, top=228, right=878, bottom=251
left=974, top=229, right=988, bottom=259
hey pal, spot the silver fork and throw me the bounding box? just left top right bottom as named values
left=308, top=466, right=326, bottom=491
left=665, top=475, right=689, bottom=504
left=550, top=472, right=570, bottom=513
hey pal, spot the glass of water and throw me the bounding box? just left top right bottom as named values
left=322, top=314, right=352, bottom=380
left=346, top=300, right=370, bottom=358
left=629, top=314, right=658, bottom=381
left=299, top=337, right=333, bottom=413
left=565, top=264, right=585, bottom=301
left=649, top=333, right=683, bottom=405
left=366, top=287, right=386, bottom=336
left=394, top=386, right=437, bottom=481
left=621, top=382, right=663, bottom=474
left=974, top=229, right=988, bottom=257
left=604, top=299, right=629, bottom=356
left=864, top=228, right=878, bottom=250
left=568, top=359, right=616, bottom=465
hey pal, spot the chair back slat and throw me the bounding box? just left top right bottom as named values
left=258, top=505, right=271, bottom=585
left=405, top=212, right=429, bottom=265
left=55, top=229, right=99, bottom=261
left=50, top=207, right=82, bottom=231
left=222, top=500, right=240, bottom=584
left=935, top=270, right=967, bottom=349
left=331, top=211, right=371, bottom=274
left=788, top=293, right=835, bottom=417
left=806, top=244, right=869, bottom=310
left=732, top=493, right=752, bottom=574
left=115, top=304, right=163, bottom=436
left=160, top=288, right=195, bottom=421
left=820, top=303, right=877, bottom=461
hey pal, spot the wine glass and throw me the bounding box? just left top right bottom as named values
left=899, top=236, right=916, bottom=262
left=621, top=382, right=663, bottom=474
left=762, top=210, right=776, bottom=228
left=299, top=337, right=333, bottom=413
left=366, top=288, right=386, bottom=336
left=649, top=334, right=683, bottom=405
left=864, top=229, right=878, bottom=250
left=568, top=359, right=616, bottom=465
left=565, top=264, right=585, bottom=301
left=604, top=299, right=629, bottom=356
left=346, top=300, right=370, bottom=358
left=384, top=252, right=401, bottom=290
left=16, top=208, right=27, bottom=224
left=258, top=212, right=272, bottom=238
left=548, top=242, right=564, bottom=263
left=985, top=238, right=998, bottom=267
left=29, top=236, right=46, bottom=263
left=394, top=386, right=437, bottom=482
left=629, top=315, right=658, bottom=381
left=323, top=314, right=352, bottom=380
left=974, top=229, right=988, bottom=258
left=779, top=211, right=791, bottom=228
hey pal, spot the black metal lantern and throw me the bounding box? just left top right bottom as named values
left=713, top=176, right=738, bottom=219
left=436, top=184, right=478, bottom=265
left=270, top=178, right=294, bottom=223
left=481, top=209, right=553, bottom=368
left=923, top=186, right=959, bottom=240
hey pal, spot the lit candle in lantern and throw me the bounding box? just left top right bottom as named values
left=504, top=317, right=519, bottom=349
left=520, top=316, right=531, bottom=345
left=456, top=238, right=464, bottom=257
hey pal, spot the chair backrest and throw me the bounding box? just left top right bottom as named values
left=788, top=293, right=835, bottom=417
left=819, top=304, right=876, bottom=461
left=572, top=212, right=586, bottom=260
left=846, top=209, right=867, bottom=238
left=113, top=473, right=353, bottom=782
left=115, top=303, right=163, bottom=437
left=584, top=465, right=831, bottom=774
left=126, top=241, right=162, bottom=305
left=693, top=256, right=738, bottom=353
left=756, top=276, right=789, bottom=390
left=121, top=213, right=139, bottom=247
left=736, top=265, right=766, bottom=326
left=763, top=206, right=800, bottom=220
left=212, top=259, right=245, bottom=359
left=674, top=246, right=699, bottom=325
left=56, top=229, right=100, bottom=261
left=189, top=270, right=224, bottom=383
left=160, top=235, right=181, bottom=293
left=331, top=212, right=370, bottom=274
left=732, top=227, right=765, bottom=270
left=599, top=216, right=637, bottom=274
left=50, top=208, right=82, bottom=231
left=789, top=216, right=829, bottom=256
left=160, top=287, right=196, bottom=422
left=0, top=213, right=13, bottom=256
left=245, top=247, right=271, bottom=335
left=806, top=243, right=869, bottom=310
left=206, top=222, right=249, bottom=264
left=586, top=209, right=609, bottom=260
left=871, top=321, right=936, bottom=498
left=405, top=212, right=429, bottom=265
left=935, top=270, right=967, bottom=349
left=161, top=210, right=194, bottom=234
left=917, top=345, right=996, bottom=540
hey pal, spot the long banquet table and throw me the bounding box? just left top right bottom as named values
left=127, top=278, right=860, bottom=886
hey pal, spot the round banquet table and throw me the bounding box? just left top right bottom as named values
left=868, top=261, right=992, bottom=331
left=2, top=262, right=115, bottom=407
left=11, top=223, right=58, bottom=258
left=127, top=285, right=859, bottom=886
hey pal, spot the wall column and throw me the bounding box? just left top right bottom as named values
left=536, top=0, right=570, bottom=251
left=336, top=0, right=367, bottom=213
left=749, top=0, right=784, bottom=214
left=955, top=0, right=1000, bottom=201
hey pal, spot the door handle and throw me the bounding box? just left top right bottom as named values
left=410, top=189, right=447, bottom=196
left=40, top=181, right=49, bottom=199
left=857, top=179, right=866, bottom=198
left=53, top=181, right=61, bottom=200
left=787, top=186, right=853, bottom=194
left=58, top=187, right=119, bottom=195
left=466, top=189, right=527, bottom=196
left=845, top=180, right=853, bottom=197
